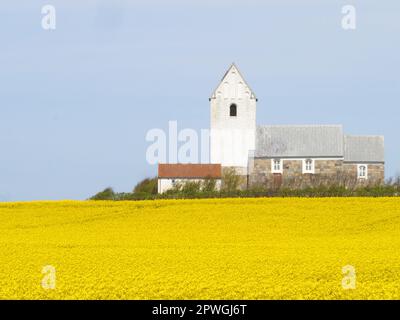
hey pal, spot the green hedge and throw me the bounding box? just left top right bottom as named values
left=90, top=184, right=400, bottom=201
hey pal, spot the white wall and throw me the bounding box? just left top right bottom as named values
left=210, top=64, right=256, bottom=172
left=158, top=179, right=222, bottom=194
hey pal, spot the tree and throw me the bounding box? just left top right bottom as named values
left=90, top=187, right=116, bottom=200
left=133, top=178, right=158, bottom=195
left=222, top=168, right=241, bottom=192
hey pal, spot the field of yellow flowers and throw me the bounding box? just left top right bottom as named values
left=0, top=198, right=399, bottom=299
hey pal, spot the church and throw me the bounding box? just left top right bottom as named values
left=158, top=64, right=385, bottom=193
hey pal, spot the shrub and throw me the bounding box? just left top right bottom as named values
left=202, top=178, right=217, bottom=193
left=222, top=168, right=241, bottom=192
left=90, top=187, right=116, bottom=200
left=181, top=181, right=202, bottom=195
left=89, top=175, right=400, bottom=201
left=119, top=192, right=156, bottom=201
left=133, top=178, right=158, bottom=195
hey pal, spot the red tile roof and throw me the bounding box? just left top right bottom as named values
left=158, top=164, right=222, bottom=179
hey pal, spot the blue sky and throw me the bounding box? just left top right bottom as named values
left=0, top=0, right=399, bottom=201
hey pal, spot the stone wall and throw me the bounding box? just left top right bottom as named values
left=367, top=164, right=385, bottom=183
left=249, top=158, right=385, bottom=189
left=342, top=163, right=385, bottom=186
left=248, top=159, right=271, bottom=187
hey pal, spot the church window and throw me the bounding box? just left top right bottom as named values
left=230, top=104, right=237, bottom=117
left=272, top=159, right=283, bottom=173
left=303, top=159, right=315, bottom=174
left=357, top=165, right=368, bottom=179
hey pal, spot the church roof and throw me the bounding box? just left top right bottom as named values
left=158, top=164, right=222, bottom=179
left=344, top=135, right=385, bottom=163
left=255, top=125, right=344, bottom=158
left=255, top=125, right=384, bottom=162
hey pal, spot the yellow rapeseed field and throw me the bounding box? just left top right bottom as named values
left=0, top=198, right=399, bottom=300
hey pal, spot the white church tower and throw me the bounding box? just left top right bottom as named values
left=209, top=63, right=257, bottom=175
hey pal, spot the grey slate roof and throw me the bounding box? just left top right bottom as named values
left=255, top=125, right=344, bottom=158
left=255, top=125, right=385, bottom=163
left=344, top=135, right=385, bottom=163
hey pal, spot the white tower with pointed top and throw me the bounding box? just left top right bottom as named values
left=209, top=64, right=257, bottom=174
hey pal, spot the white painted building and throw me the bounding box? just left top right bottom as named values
left=158, top=164, right=222, bottom=194
left=209, top=63, right=257, bottom=175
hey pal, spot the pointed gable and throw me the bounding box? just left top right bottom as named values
left=209, top=63, right=257, bottom=101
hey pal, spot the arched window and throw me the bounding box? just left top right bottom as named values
left=357, top=165, right=368, bottom=179
left=230, top=104, right=237, bottom=117
left=303, top=159, right=315, bottom=174
left=305, top=159, right=313, bottom=171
